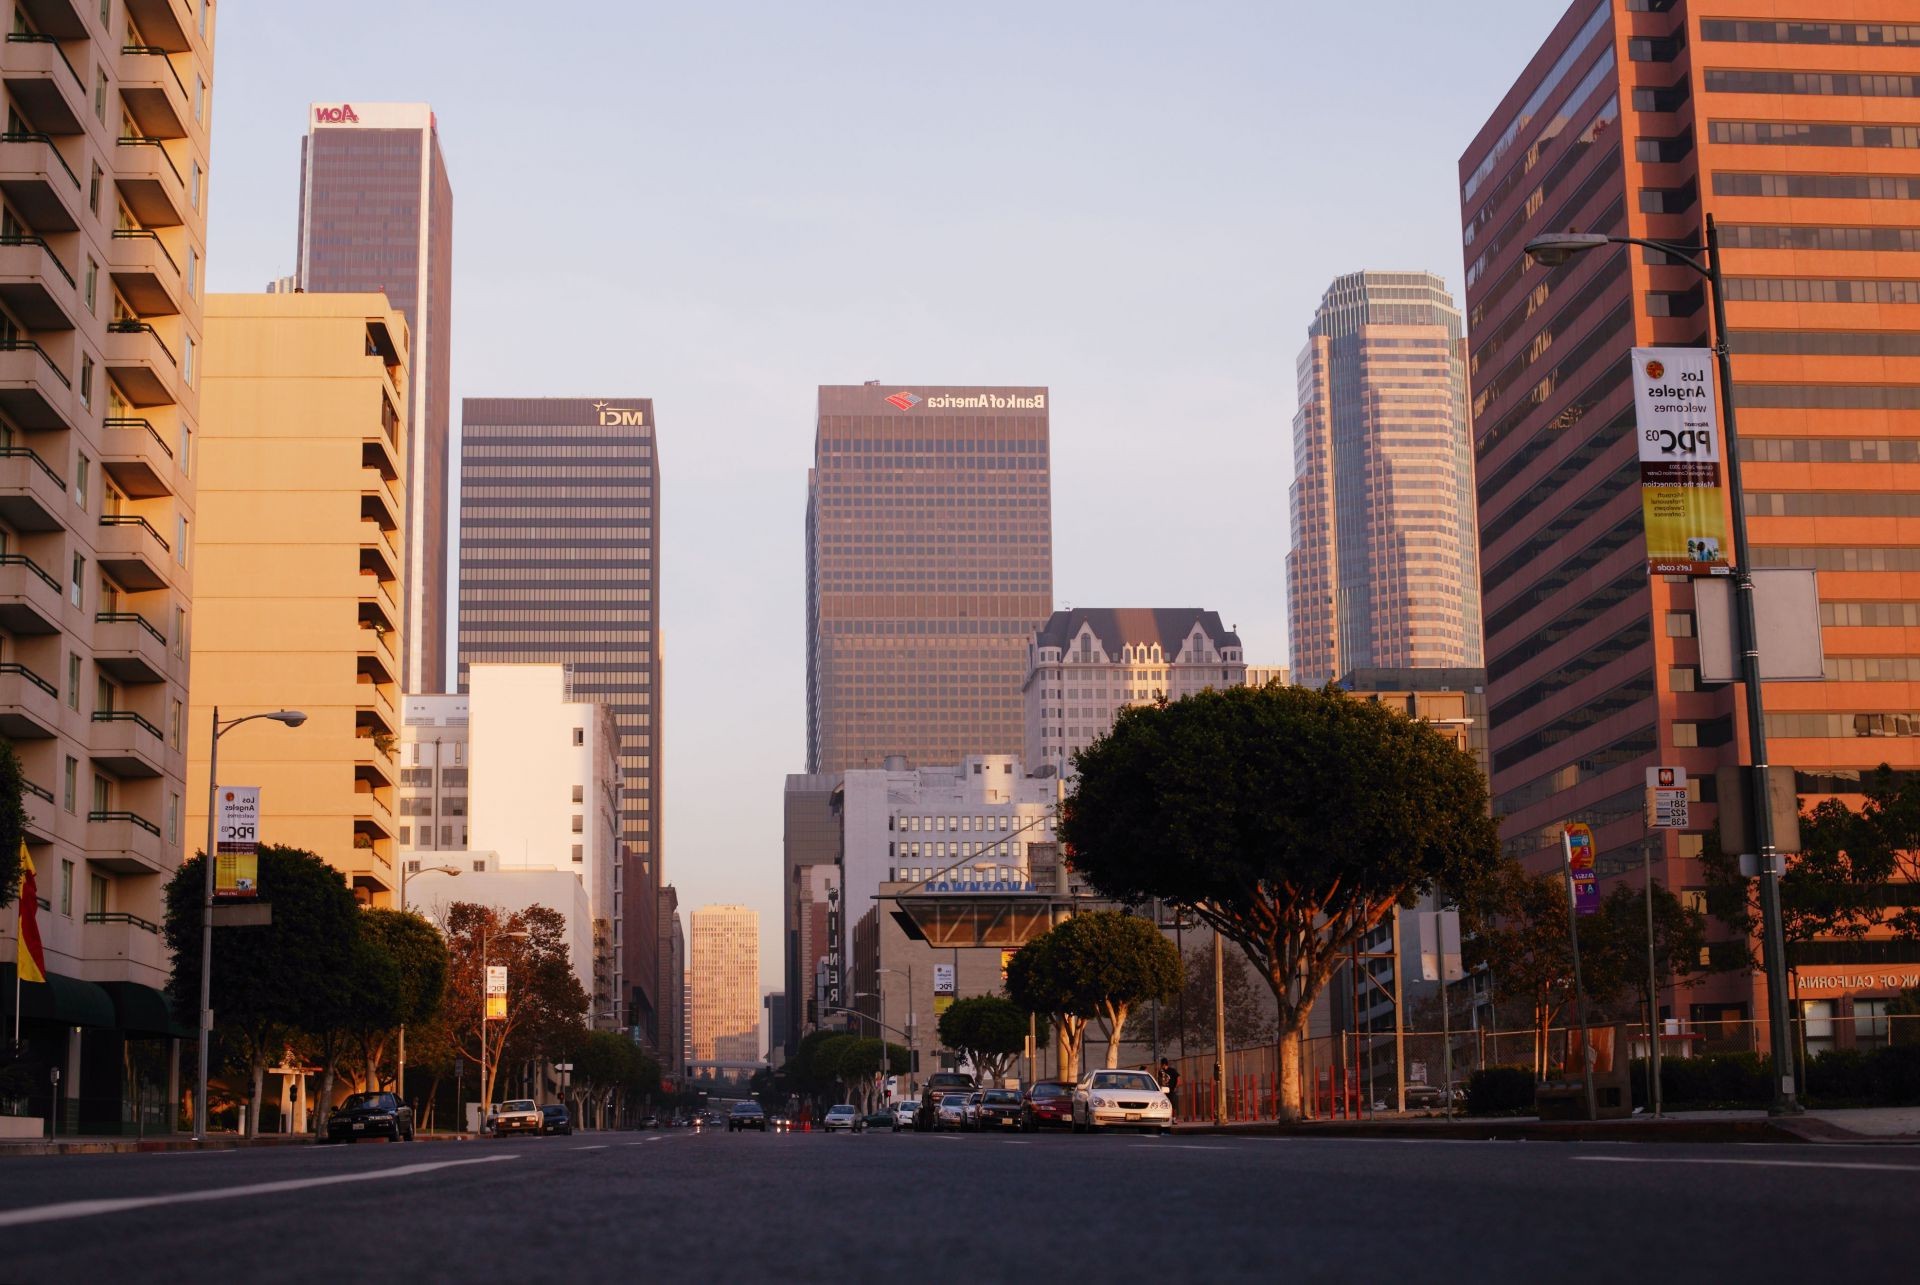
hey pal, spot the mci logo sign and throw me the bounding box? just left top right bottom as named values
left=594, top=402, right=647, bottom=427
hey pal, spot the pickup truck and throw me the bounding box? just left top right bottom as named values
left=487, top=1099, right=543, bottom=1137
left=915, top=1072, right=977, bottom=1132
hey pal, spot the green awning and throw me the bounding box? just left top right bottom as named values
left=0, top=964, right=119, bottom=1028
left=99, top=980, right=179, bottom=1037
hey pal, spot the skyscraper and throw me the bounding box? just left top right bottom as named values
left=297, top=102, right=453, bottom=693
left=806, top=384, right=1053, bottom=773
left=689, top=905, right=760, bottom=1065
left=1286, top=272, right=1483, bottom=688
left=457, top=397, right=661, bottom=1044
left=1466, top=1, right=1920, bottom=1032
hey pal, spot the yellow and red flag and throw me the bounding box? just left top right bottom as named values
left=16, top=840, right=45, bottom=984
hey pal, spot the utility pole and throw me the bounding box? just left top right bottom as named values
left=1391, top=905, right=1406, bottom=1113
left=1644, top=837, right=1665, bottom=1118
left=1212, top=929, right=1227, bottom=1125
left=1561, top=830, right=1598, bottom=1121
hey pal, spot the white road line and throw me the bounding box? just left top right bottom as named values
left=569, top=1145, right=608, bottom=1151
left=1130, top=1144, right=1229, bottom=1152
left=0, top=1155, right=518, bottom=1229
left=1575, top=1156, right=1920, bottom=1173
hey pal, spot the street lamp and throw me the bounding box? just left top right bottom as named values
left=477, top=927, right=529, bottom=1131
left=877, top=966, right=914, bottom=1094
left=196, top=707, right=306, bottom=1143
left=1524, top=216, right=1800, bottom=1114
left=395, top=863, right=459, bottom=1101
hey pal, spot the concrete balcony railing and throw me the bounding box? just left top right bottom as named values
left=100, top=416, right=181, bottom=499
left=104, top=319, right=180, bottom=407
left=95, top=514, right=173, bottom=591
left=117, top=45, right=191, bottom=140
left=0, top=551, right=64, bottom=635
left=93, top=611, right=171, bottom=684
left=0, top=337, right=76, bottom=430
left=0, top=129, right=84, bottom=232
left=107, top=230, right=183, bottom=317
left=113, top=137, right=187, bottom=229
left=89, top=709, right=167, bottom=778
left=2, top=34, right=88, bottom=136
left=85, top=809, right=166, bottom=875
left=81, top=910, right=168, bottom=974
left=0, top=233, right=79, bottom=330
left=0, top=444, right=69, bottom=533
left=21, top=777, right=56, bottom=843
left=125, top=0, right=193, bottom=54
left=0, top=660, right=61, bottom=741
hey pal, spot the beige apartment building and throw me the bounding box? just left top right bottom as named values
left=0, top=1, right=216, bottom=1134
left=689, top=904, right=759, bottom=1066
left=189, top=293, right=407, bottom=905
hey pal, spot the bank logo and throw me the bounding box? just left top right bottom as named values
left=884, top=391, right=922, bottom=411
left=593, top=401, right=646, bottom=427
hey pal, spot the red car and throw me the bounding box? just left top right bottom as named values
left=1021, top=1080, right=1075, bottom=1131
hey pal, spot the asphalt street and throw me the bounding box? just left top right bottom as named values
left=1, top=1128, right=1916, bottom=1282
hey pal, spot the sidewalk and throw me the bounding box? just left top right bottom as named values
left=0, top=1129, right=485, bottom=1157
left=1171, top=1105, right=1920, bottom=1145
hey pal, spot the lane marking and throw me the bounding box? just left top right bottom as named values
left=1130, top=1144, right=1229, bottom=1152
left=569, top=1145, right=608, bottom=1152
left=1575, top=1155, right=1920, bottom=1174
left=0, top=1155, right=518, bottom=1229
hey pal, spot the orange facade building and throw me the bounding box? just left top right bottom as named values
left=1467, top=1, right=1920, bottom=1049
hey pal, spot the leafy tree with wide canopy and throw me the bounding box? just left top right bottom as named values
left=1006, top=931, right=1089, bottom=1076
left=351, top=908, right=449, bottom=1090
left=1061, top=684, right=1501, bottom=1118
left=936, top=995, right=1030, bottom=1083
left=441, top=902, right=589, bottom=1107
left=1006, top=911, right=1180, bottom=1069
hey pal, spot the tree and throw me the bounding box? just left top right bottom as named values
left=1006, top=933, right=1087, bottom=1076
left=1814, top=765, right=1920, bottom=939
left=1063, top=684, right=1501, bottom=1117
left=441, top=902, right=590, bottom=1106
left=566, top=1028, right=657, bottom=1128
left=937, top=995, right=1029, bottom=1083
left=305, top=934, right=401, bottom=1132
left=1039, top=911, right=1181, bottom=1068
left=1174, top=942, right=1274, bottom=1054
left=351, top=909, right=449, bottom=1090
left=827, top=1037, right=908, bottom=1110
left=1704, top=799, right=1890, bottom=965
left=164, top=845, right=361, bottom=1135
left=0, top=740, right=24, bottom=911
left=786, top=1030, right=858, bottom=1110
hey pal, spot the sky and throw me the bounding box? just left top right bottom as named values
left=205, top=0, right=1566, bottom=988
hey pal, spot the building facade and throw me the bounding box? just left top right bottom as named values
left=806, top=383, right=1053, bottom=774
left=688, top=905, right=760, bottom=1065
left=667, top=899, right=686, bottom=1075
left=456, top=396, right=661, bottom=1047
left=0, top=0, right=217, bottom=1132
left=296, top=101, right=452, bottom=693
left=1022, top=608, right=1247, bottom=776
left=1287, top=271, right=1483, bottom=688
left=656, top=882, right=679, bottom=1075
left=397, top=691, right=467, bottom=856
left=1465, top=0, right=1920, bottom=1037
left=781, top=771, right=840, bottom=1053
left=191, top=293, right=407, bottom=903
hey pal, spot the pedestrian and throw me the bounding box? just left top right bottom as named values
left=1159, top=1057, right=1181, bottom=1098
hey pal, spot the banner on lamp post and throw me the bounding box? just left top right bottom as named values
left=486, top=965, right=508, bottom=1021
left=1631, top=347, right=1730, bottom=577
left=1563, top=822, right=1600, bottom=916
left=215, top=787, right=262, bottom=898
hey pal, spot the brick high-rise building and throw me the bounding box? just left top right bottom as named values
left=297, top=102, right=453, bottom=694
left=806, top=384, right=1053, bottom=773
left=1467, top=0, right=1920, bottom=1041
left=457, top=397, right=661, bottom=1045
left=1286, top=272, right=1483, bottom=688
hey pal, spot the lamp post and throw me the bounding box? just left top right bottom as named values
left=1525, top=218, right=1800, bottom=1114
left=877, top=966, right=914, bottom=1095
left=477, top=926, right=528, bottom=1131
left=196, top=707, right=306, bottom=1144
left=394, top=863, right=458, bottom=1104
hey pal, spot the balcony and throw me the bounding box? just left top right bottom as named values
left=113, top=137, right=187, bottom=228
left=81, top=910, right=167, bottom=973
left=359, top=534, right=398, bottom=585
left=96, top=514, right=172, bottom=590
left=21, top=777, right=55, bottom=842
left=104, top=319, right=179, bottom=406
left=353, top=787, right=394, bottom=837
left=94, top=611, right=170, bottom=684
left=2, top=35, right=86, bottom=135
left=0, top=337, right=73, bottom=428
left=0, top=130, right=82, bottom=231
left=108, top=230, right=182, bottom=317
left=118, top=46, right=190, bottom=140
left=0, top=233, right=78, bottom=329
left=360, top=484, right=399, bottom=533
left=101, top=416, right=178, bottom=498
left=357, top=618, right=395, bottom=666
left=125, top=0, right=191, bottom=52
left=353, top=733, right=394, bottom=789
left=89, top=709, right=166, bottom=778
left=0, top=445, right=69, bottom=531
left=0, top=552, right=63, bottom=634
left=0, top=660, right=60, bottom=739
left=85, top=809, right=165, bottom=875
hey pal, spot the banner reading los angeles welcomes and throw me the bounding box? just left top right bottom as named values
left=1631, top=347, right=1730, bottom=576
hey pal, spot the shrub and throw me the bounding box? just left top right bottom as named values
left=1659, top=1051, right=1772, bottom=1107
left=1806, top=1049, right=1875, bottom=1104
left=1868, top=1044, right=1920, bottom=1104
left=1466, top=1065, right=1535, bottom=1115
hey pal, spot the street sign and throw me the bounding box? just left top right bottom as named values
left=1648, top=788, right=1689, bottom=829
left=215, top=786, right=262, bottom=898
left=1417, top=910, right=1463, bottom=983
left=1645, top=766, right=1687, bottom=790
left=933, top=964, right=956, bottom=995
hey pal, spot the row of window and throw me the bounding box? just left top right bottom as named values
left=1724, top=277, right=1920, bottom=304
left=1701, top=20, right=1920, bottom=47
left=1711, top=120, right=1920, bottom=149
left=1743, top=438, right=1920, bottom=463
left=1747, top=492, right=1920, bottom=517
left=1706, top=70, right=1920, bottom=98
left=1734, top=384, right=1920, bottom=410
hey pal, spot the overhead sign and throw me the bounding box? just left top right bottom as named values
left=1631, top=347, right=1729, bottom=576
left=1563, top=822, right=1599, bottom=916
left=215, top=787, right=262, bottom=898
left=933, top=964, right=956, bottom=995
left=486, top=965, right=508, bottom=1021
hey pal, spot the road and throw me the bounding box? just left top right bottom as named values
left=1, top=1128, right=1916, bottom=1281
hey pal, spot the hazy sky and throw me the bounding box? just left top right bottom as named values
left=206, top=1, right=1562, bottom=987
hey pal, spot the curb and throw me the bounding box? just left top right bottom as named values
left=0, top=1130, right=644, bottom=1157
left=1168, top=1117, right=1839, bottom=1145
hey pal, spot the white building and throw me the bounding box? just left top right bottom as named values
left=1246, top=665, right=1292, bottom=688
left=399, top=694, right=469, bottom=856
left=406, top=854, right=596, bottom=999
left=1022, top=609, right=1247, bottom=776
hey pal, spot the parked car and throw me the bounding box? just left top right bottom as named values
left=822, top=1104, right=860, bottom=1133
left=937, top=1093, right=972, bottom=1132
left=1021, top=1080, right=1075, bottom=1131
left=916, top=1072, right=976, bottom=1132
left=891, top=1101, right=917, bottom=1131
left=325, top=1091, right=413, bottom=1144
left=975, top=1088, right=1024, bottom=1130
left=728, top=1102, right=768, bottom=1132
left=487, top=1099, right=543, bottom=1137
left=770, top=1114, right=794, bottom=1133
left=1072, top=1069, right=1173, bottom=1134
left=540, top=1104, right=573, bottom=1136
left=863, top=1108, right=895, bottom=1132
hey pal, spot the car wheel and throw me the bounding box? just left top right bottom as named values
left=391, top=1125, right=402, bottom=1142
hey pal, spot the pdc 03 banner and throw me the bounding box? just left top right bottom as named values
left=1631, top=347, right=1730, bottom=576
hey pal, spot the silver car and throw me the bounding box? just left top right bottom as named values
left=1072, top=1070, right=1173, bottom=1134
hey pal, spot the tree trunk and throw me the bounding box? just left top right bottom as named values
left=315, top=1061, right=337, bottom=1136
left=249, top=1060, right=266, bottom=1138
left=1277, top=1027, right=1302, bottom=1122
left=1103, top=1001, right=1130, bottom=1069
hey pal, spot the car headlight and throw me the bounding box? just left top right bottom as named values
left=1091, top=1095, right=1111, bottom=1108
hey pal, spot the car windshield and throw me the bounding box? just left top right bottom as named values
left=542, top=1105, right=567, bottom=1115
left=827, top=1105, right=855, bottom=1116
left=340, top=1092, right=395, bottom=1111
left=1090, top=1072, right=1160, bottom=1092
left=732, top=1104, right=762, bottom=1114
left=501, top=1100, right=536, bottom=1112
left=984, top=1091, right=1021, bottom=1104
left=1029, top=1083, right=1067, bottom=1099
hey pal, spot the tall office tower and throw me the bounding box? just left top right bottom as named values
left=668, top=903, right=687, bottom=1073
left=780, top=772, right=839, bottom=1054
left=457, top=397, right=662, bottom=1043
left=297, top=102, right=453, bottom=694
left=1286, top=272, right=1483, bottom=688
left=1022, top=609, right=1247, bottom=776
left=656, top=883, right=680, bottom=1075
left=806, top=384, right=1053, bottom=773
left=689, top=905, right=760, bottom=1066
left=0, top=0, right=216, bottom=1126
left=1466, top=1, right=1920, bottom=1035
left=193, top=295, right=409, bottom=903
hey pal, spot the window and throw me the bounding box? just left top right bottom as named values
left=1666, top=612, right=1695, bottom=637
left=1802, top=999, right=1836, bottom=1055
left=571, top=814, right=583, bottom=833
left=187, top=246, right=198, bottom=297
left=175, top=514, right=187, bottom=566
left=571, top=844, right=584, bottom=863
left=69, top=553, right=83, bottom=606
left=166, top=792, right=179, bottom=843
left=66, top=654, right=79, bottom=708
left=173, top=606, right=185, bottom=656
left=572, top=727, right=584, bottom=746
left=93, top=68, right=107, bottom=121
left=183, top=335, right=194, bottom=387
left=571, top=785, right=583, bottom=803
left=194, top=76, right=205, bottom=124
left=100, top=0, right=111, bottom=29
left=1672, top=723, right=1700, bottom=747
left=88, top=873, right=107, bottom=916
left=1855, top=998, right=1890, bottom=1049
left=398, top=825, right=410, bottom=845
left=189, top=160, right=201, bottom=210
left=88, top=163, right=102, bottom=215
left=84, top=257, right=97, bottom=314
left=1670, top=667, right=1698, bottom=692
left=59, top=860, right=72, bottom=916
left=169, top=698, right=181, bottom=746
left=74, top=451, right=89, bottom=506
left=91, top=774, right=109, bottom=813
left=62, top=756, right=76, bottom=813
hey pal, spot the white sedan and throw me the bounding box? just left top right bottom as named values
left=821, top=1104, right=861, bottom=1133
left=1072, top=1070, right=1173, bottom=1134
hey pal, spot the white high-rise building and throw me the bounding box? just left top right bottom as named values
left=690, top=906, right=760, bottom=1065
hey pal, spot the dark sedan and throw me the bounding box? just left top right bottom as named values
left=1021, top=1080, right=1074, bottom=1131
left=976, top=1088, right=1024, bottom=1130
left=540, top=1104, right=573, bottom=1135
left=728, top=1102, right=767, bottom=1132
left=325, top=1091, right=413, bottom=1143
